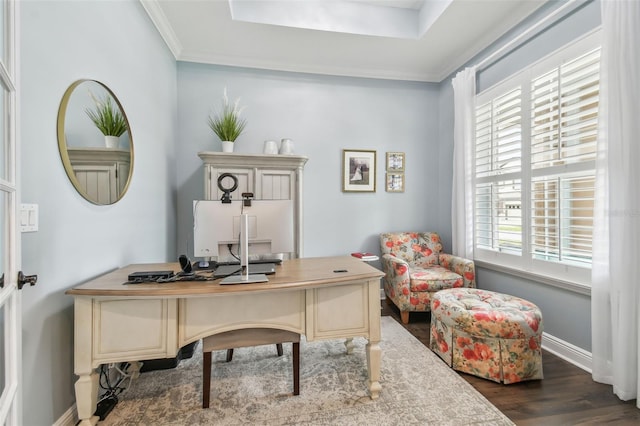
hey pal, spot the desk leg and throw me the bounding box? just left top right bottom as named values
left=344, top=338, right=354, bottom=354
left=74, top=298, right=100, bottom=425
left=366, top=340, right=382, bottom=399
left=366, top=277, right=382, bottom=399
left=75, top=369, right=99, bottom=425
left=128, top=361, right=143, bottom=379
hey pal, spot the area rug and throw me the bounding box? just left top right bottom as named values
left=101, top=317, right=514, bottom=425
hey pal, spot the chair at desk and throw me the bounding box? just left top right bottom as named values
left=224, top=344, right=283, bottom=362
left=202, top=328, right=300, bottom=408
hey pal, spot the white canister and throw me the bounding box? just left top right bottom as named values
left=263, top=140, right=278, bottom=154
left=279, top=138, right=294, bottom=155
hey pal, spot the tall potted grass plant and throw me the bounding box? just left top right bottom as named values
left=207, top=88, right=247, bottom=152
left=85, top=92, right=128, bottom=148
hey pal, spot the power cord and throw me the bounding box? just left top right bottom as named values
left=228, top=243, right=241, bottom=262
left=95, top=362, right=133, bottom=420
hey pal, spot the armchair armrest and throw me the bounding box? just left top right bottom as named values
left=439, top=253, right=476, bottom=288
left=381, top=254, right=412, bottom=308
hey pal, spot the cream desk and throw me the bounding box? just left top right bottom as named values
left=66, top=256, right=384, bottom=425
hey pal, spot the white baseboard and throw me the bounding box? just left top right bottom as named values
left=53, top=403, right=78, bottom=426
left=542, top=331, right=592, bottom=373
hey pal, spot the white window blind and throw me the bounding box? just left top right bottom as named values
left=475, top=88, right=522, bottom=178
left=531, top=48, right=599, bottom=169
left=473, top=32, right=600, bottom=286
left=475, top=87, right=523, bottom=255
left=530, top=48, right=599, bottom=267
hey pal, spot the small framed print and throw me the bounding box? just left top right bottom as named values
left=386, top=152, right=405, bottom=172
left=386, top=173, right=404, bottom=192
left=342, top=149, right=376, bottom=192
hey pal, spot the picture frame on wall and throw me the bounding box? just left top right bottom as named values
left=342, top=149, right=376, bottom=192
left=386, top=152, right=405, bottom=172
left=386, top=173, right=404, bottom=192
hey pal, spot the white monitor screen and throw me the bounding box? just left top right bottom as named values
left=193, top=199, right=294, bottom=259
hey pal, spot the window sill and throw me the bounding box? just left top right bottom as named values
left=474, top=260, right=591, bottom=296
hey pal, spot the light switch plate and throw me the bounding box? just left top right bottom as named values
left=20, top=203, right=38, bottom=232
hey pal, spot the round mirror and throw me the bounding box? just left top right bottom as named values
left=57, top=80, right=134, bottom=205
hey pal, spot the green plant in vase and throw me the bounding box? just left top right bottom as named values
left=85, top=92, right=128, bottom=148
left=207, top=88, right=247, bottom=152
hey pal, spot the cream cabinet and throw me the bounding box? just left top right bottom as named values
left=68, top=147, right=131, bottom=204
left=198, top=152, right=308, bottom=257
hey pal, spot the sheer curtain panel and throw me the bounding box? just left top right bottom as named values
left=451, top=67, right=476, bottom=259
left=591, top=0, right=640, bottom=405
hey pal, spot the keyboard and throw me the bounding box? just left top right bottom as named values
left=216, top=258, right=283, bottom=266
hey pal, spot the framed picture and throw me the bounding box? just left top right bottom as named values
left=386, top=152, right=405, bottom=172
left=342, top=149, right=376, bottom=192
left=386, top=173, right=404, bottom=192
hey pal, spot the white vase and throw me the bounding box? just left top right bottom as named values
left=105, top=135, right=119, bottom=148
left=221, top=141, right=234, bottom=153
left=263, top=140, right=278, bottom=154
left=279, top=138, right=294, bottom=155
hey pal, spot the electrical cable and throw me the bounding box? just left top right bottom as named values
left=125, top=271, right=214, bottom=284
left=97, top=361, right=136, bottom=404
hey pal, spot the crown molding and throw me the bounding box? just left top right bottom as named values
left=179, top=50, right=439, bottom=83
left=139, top=0, right=183, bottom=59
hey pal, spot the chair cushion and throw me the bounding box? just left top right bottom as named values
left=380, top=232, right=442, bottom=267
left=432, top=288, right=542, bottom=339
left=409, top=265, right=464, bottom=292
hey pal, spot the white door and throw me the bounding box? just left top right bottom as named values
left=0, top=0, right=22, bottom=424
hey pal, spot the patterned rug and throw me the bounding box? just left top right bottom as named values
left=101, top=317, right=513, bottom=425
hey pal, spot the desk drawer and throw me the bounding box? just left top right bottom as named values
left=179, top=290, right=305, bottom=345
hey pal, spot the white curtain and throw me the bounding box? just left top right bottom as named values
left=451, top=67, right=476, bottom=259
left=591, top=0, right=640, bottom=405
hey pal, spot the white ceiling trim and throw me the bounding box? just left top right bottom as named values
left=434, top=3, right=545, bottom=82
left=178, top=49, right=442, bottom=82
left=140, top=0, right=182, bottom=59
left=140, top=0, right=547, bottom=83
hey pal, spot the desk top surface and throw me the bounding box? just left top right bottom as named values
left=65, top=256, right=384, bottom=298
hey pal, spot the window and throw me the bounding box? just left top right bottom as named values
left=473, top=32, right=600, bottom=286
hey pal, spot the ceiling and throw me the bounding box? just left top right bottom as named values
left=141, top=0, right=547, bottom=82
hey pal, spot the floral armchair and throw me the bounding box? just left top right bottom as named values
left=380, top=232, right=475, bottom=324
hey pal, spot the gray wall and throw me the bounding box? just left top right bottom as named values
left=176, top=63, right=442, bottom=262
left=438, top=0, right=601, bottom=351
left=21, top=1, right=177, bottom=424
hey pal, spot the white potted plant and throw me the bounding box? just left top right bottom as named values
left=85, top=92, right=128, bottom=148
left=207, top=88, right=247, bottom=152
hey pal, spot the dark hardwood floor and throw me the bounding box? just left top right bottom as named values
left=381, top=302, right=640, bottom=425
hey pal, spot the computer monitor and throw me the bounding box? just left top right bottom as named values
left=193, top=199, right=294, bottom=261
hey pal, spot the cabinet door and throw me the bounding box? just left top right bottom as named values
left=116, top=160, right=131, bottom=197
left=92, top=299, right=177, bottom=363
left=256, top=169, right=294, bottom=200
left=305, top=283, right=369, bottom=341
left=206, top=166, right=253, bottom=200
left=73, top=163, right=117, bottom=204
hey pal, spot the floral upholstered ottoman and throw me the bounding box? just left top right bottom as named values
left=430, top=288, right=543, bottom=384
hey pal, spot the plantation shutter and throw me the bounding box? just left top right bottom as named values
left=529, top=48, right=600, bottom=266
left=475, top=88, right=522, bottom=178
left=475, top=88, right=522, bottom=253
